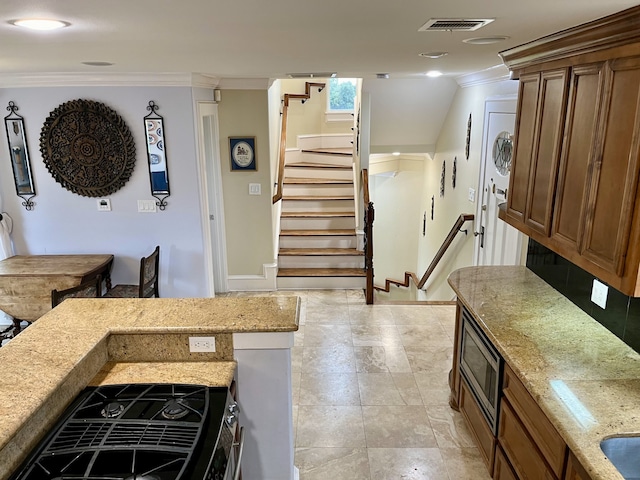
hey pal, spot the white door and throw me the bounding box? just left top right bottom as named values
left=197, top=102, right=228, bottom=294
left=474, top=98, right=527, bottom=266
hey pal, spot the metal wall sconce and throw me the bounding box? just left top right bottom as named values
left=144, top=101, right=170, bottom=210
left=4, top=101, right=36, bottom=210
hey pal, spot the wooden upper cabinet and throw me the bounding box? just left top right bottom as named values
left=499, top=5, right=640, bottom=296
left=506, top=69, right=568, bottom=235
left=552, top=64, right=604, bottom=250
left=581, top=56, right=640, bottom=275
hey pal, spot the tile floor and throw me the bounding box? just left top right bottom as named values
left=232, top=288, right=492, bottom=480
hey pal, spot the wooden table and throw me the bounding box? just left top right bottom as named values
left=0, top=254, right=113, bottom=323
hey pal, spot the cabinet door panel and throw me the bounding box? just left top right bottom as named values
left=525, top=69, right=568, bottom=234
left=494, top=445, right=518, bottom=480
left=507, top=74, right=540, bottom=221
left=460, top=379, right=496, bottom=471
left=565, top=451, right=590, bottom=480
left=552, top=64, right=603, bottom=248
left=583, top=57, right=640, bottom=274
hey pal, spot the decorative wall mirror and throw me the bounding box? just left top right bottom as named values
left=4, top=101, right=36, bottom=210
left=144, top=101, right=170, bottom=210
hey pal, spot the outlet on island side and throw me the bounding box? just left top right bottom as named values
left=189, top=336, right=216, bottom=352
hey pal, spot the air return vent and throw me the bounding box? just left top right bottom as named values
left=419, top=18, right=494, bottom=32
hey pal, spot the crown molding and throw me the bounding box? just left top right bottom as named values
left=0, top=72, right=220, bottom=89
left=456, top=64, right=512, bottom=88
left=216, top=78, right=271, bottom=90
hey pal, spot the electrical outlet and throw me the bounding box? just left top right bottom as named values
left=189, top=336, right=216, bottom=352
left=591, top=279, right=608, bottom=309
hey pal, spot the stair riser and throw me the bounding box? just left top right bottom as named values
left=299, top=152, right=352, bottom=167
left=278, top=256, right=364, bottom=269
left=277, top=276, right=366, bottom=289
left=279, top=236, right=357, bottom=249
left=297, top=135, right=354, bottom=150
left=283, top=184, right=354, bottom=196
left=284, top=167, right=353, bottom=180
left=281, top=199, right=355, bottom=213
left=280, top=217, right=356, bottom=230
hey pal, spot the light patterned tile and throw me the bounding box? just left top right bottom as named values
left=299, top=372, right=361, bottom=405
left=358, top=373, right=407, bottom=405
left=404, top=345, right=453, bottom=373
left=296, top=405, right=365, bottom=448
left=390, top=373, right=424, bottom=405
left=291, top=346, right=303, bottom=373
left=303, top=324, right=353, bottom=347
left=349, top=305, right=395, bottom=325
left=305, top=305, right=351, bottom=324
left=354, top=346, right=412, bottom=373
left=302, top=346, right=356, bottom=373
left=294, top=325, right=305, bottom=346
left=426, top=405, right=476, bottom=448
left=295, top=447, right=371, bottom=480
left=367, top=448, right=448, bottom=480
left=396, top=324, right=452, bottom=347
left=363, top=406, right=438, bottom=448
left=440, top=447, right=492, bottom=480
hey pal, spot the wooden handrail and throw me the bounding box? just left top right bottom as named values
left=418, top=213, right=474, bottom=288
left=272, top=82, right=325, bottom=204
left=373, top=213, right=474, bottom=293
left=362, top=168, right=370, bottom=205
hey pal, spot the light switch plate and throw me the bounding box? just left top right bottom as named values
left=97, top=199, right=111, bottom=211
left=249, top=183, right=261, bottom=195
left=591, top=279, right=608, bottom=309
left=189, top=336, right=216, bottom=352
left=468, top=188, right=475, bottom=203
left=137, top=200, right=157, bottom=213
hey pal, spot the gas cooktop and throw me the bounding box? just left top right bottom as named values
left=10, top=383, right=230, bottom=480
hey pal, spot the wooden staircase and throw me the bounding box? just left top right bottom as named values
left=276, top=145, right=366, bottom=289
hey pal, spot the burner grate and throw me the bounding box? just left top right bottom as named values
left=45, top=421, right=200, bottom=453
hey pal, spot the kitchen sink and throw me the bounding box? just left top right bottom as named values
left=601, top=436, right=640, bottom=480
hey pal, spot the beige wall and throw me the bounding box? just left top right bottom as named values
left=280, top=79, right=353, bottom=148
left=418, top=80, right=519, bottom=300
left=218, top=89, right=274, bottom=275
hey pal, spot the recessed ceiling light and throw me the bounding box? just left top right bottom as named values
left=392, top=152, right=401, bottom=156
left=426, top=70, right=443, bottom=78
left=419, top=52, right=449, bottom=59
left=10, top=19, right=70, bottom=30
left=82, top=61, right=114, bottom=67
left=463, top=36, right=510, bottom=45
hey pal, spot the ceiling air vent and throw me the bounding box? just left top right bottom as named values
left=419, top=18, right=494, bottom=32
left=287, top=72, right=336, bottom=79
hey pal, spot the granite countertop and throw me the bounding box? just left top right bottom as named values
left=449, top=266, right=639, bottom=480
left=0, top=296, right=299, bottom=480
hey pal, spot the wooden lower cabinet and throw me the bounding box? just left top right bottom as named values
left=564, top=452, right=590, bottom=480
left=494, top=445, right=518, bottom=480
left=459, top=379, right=496, bottom=470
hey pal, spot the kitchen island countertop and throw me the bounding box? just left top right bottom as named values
left=0, top=296, right=299, bottom=480
left=449, top=266, right=640, bottom=480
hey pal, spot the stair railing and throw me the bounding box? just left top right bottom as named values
left=272, top=82, right=325, bottom=204
left=362, top=169, right=375, bottom=304
left=374, top=213, right=474, bottom=294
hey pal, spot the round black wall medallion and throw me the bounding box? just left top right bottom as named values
left=39, top=99, right=136, bottom=197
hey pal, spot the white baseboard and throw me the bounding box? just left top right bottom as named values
left=227, top=263, right=277, bottom=291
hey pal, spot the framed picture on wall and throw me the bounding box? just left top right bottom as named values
left=229, top=136, right=257, bottom=171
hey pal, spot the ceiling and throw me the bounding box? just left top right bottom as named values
left=1, top=0, right=639, bottom=82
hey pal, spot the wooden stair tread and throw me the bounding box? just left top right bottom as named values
left=278, top=268, right=366, bottom=277
left=301, top=148, right=353, bottom=156
left=279, top=248, right=363, bottom=256
left=283, top=178, right=352, bottom=184
left=280, top=229, right=355, bottom=236
left=286, top=162, right=352, bottom=170
left=282, top=195, right=354, bottom=201
left=280, top=211, right=355, bottom=218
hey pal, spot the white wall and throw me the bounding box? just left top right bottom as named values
left=370, top=156, right=425, bottom=286
left=0, top=86, right=209, bottom=297
left=363, top=77, right=458, bottom=154
left=419, top=79, right=519, bottom=300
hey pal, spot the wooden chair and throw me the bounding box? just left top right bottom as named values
left=104, top=246, right=160, bottom=298
left=51, top=275, right=102, bottom=308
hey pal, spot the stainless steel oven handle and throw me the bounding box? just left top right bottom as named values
left=233, top=426, right=245, bottom=480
